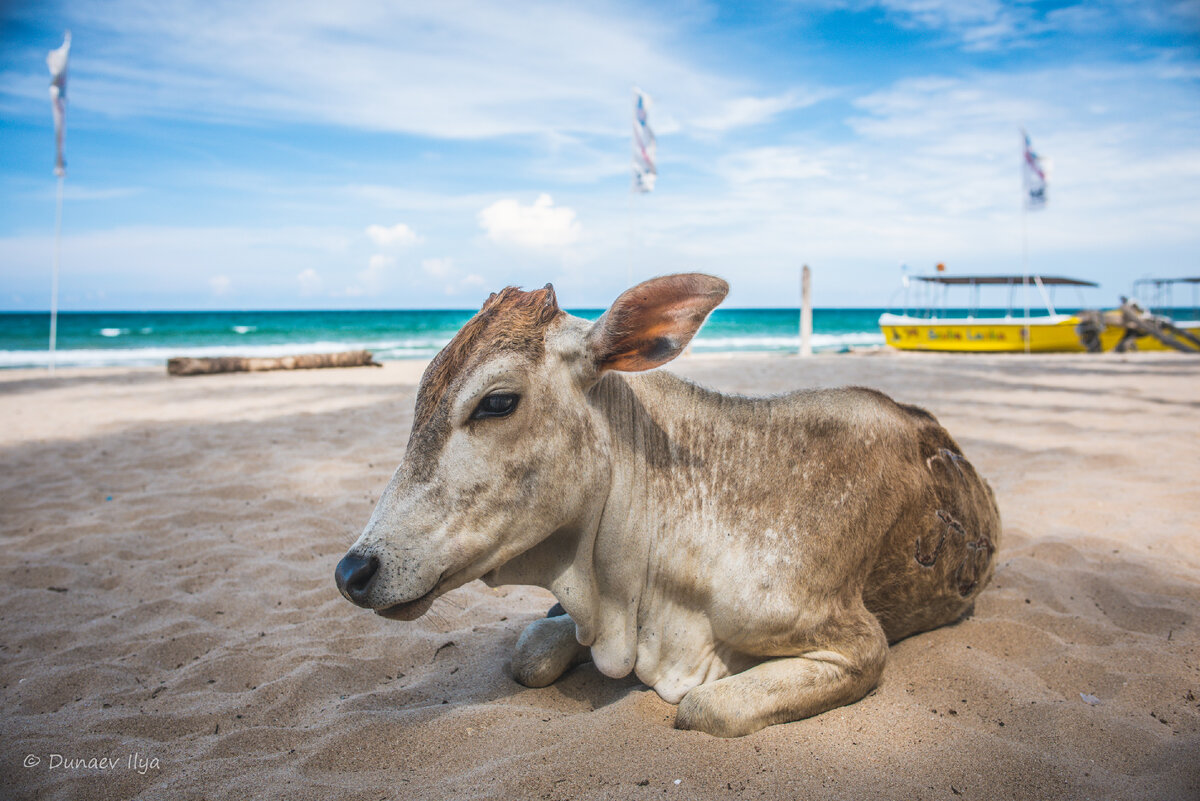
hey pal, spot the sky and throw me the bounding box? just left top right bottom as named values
left=1, top=0, right=1198, bottom=311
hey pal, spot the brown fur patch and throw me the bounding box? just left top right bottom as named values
left=412, top=284, right=562, bottom=435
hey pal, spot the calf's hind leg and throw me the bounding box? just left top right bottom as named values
left=675, top=611, right=887, bottom=737
left=511, top=610, right=590, bottom=688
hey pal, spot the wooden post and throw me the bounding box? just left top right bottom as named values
left=800, top=265, right=813, bottom=357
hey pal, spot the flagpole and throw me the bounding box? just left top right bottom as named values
left=627, top=187, right=634, bottom=288
left=629, top=86, right=655, bottom=288
left=46, top=31, right=71, bottom=376
left=629, top=85, right=636, bottom=288
left=1021, top=199, right=1030, bottom=355
left=1020, top=129, right=1030, bottom=355
left=49, top=173, right=64, bottom=374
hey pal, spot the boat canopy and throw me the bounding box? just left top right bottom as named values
left=893, top=273, right=1099, bottom=319
left=913, top=275, right=1097, bottom=287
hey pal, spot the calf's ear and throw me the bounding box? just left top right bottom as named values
left=587, top=273, right=728, bottom=373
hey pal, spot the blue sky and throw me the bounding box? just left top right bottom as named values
left=1, top=0, right=1198, bottom=310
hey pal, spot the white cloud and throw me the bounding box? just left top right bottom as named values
left=61, top=185, right=144, bottom=202
left=719, top=147, right=830, bottom=184
left=867, top=0, right=1032, bottom=50
left=1, top=6, right=1197, bottom=311
left=25, top=0, right=764, bottom=141
left=479, top=194, right=581, bottom=249
left=421, top=257, right=456, bottom=279
left=547, top=56, right=1200, bottom=306
left=297, top=268, right=323, bottom=296
left=366, top=222, right=421, bottom=248
left=691, top=91, right=824, bottom=133
left=347, top=253, right=393, bottom=296
left=850, top=0, right=1200, bottom=51
left=420, top=257, right=492, bottom=296
left=0, top=224, right=360, bottom=308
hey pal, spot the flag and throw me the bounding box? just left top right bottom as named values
left=48, top=31, right=71, bottom=177
left=632, top=87, right=656, bottom=193
left=1022, top=128, right=1046, bottom=210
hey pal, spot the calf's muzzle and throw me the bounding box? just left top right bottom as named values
left=334, top=552, right=380, bottom=606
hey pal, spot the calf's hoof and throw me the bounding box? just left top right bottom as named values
left=511, top=614, right=587, bottom=688
left=675, top=684, right=764, bottom=738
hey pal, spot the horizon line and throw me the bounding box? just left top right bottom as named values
left=0, top=305, right=909, bottom=315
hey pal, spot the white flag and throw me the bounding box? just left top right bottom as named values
left=1022, top=128, right=1046, bottom=210
left=48, top=32, right=71, bottom=177
left=632, top=88, right=656, bottom=193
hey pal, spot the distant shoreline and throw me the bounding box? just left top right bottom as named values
left=0, top=346, right=900, bottom=374
left=7, top=345, right=1196, bottom=378
left=0, top=308, right=892, bottom=369
left=6, top=305, right=1196, bottom=369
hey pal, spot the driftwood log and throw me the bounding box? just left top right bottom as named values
left=1076, top=302, right=1200, bottom=353
left=1075, top=310, right=1112, bottom=353
left=1114, top=300, right=1200, bottom=353
left=167, top=350, right=381, bottom=376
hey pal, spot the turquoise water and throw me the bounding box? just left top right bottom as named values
left=0, top=308, right=897, bottom=369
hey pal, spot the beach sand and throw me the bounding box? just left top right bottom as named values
left=2, top=352, right=1198, bottom=800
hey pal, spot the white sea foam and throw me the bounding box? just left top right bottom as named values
left=1, top=331, right=884, bottom=369
left=231, top=325, right=257, bottom=334
left=0, top=339, right=450, bottom=369
left=98, top=328, right=127, bottom=337
left=691, top=332, right=885, bottom=350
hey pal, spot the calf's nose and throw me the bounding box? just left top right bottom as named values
left=335, top=553, right=380, bottom=606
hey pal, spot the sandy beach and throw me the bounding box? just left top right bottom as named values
left=2, top=351, right=1198, bottom=801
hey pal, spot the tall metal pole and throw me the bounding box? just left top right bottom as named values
left=49, top=173, right=64, bottom=374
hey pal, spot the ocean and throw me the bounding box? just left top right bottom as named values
left=0, top=308, right=896, bottom=369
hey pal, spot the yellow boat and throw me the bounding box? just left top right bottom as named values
left=880, top=274, right=1102, bottom=353
left=879, top=311, right=1125, bottom=352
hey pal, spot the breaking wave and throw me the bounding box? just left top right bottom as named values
left=0, top=339, right=449, bottom=369
left=690, top=332, right=886, bottom=352
left=1, top=332, right=885, bottom=368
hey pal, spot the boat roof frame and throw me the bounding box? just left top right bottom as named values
left=897, top=273, right=1098, bottom=319
left=913, top=275, right=1098, bottom=287
left=1132, top=277, right=1200, bottom=319
left=1132, top=277, right=1200, bottom=286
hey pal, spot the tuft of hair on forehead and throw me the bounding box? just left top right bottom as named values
left=413, top=284, right=562, bottom=432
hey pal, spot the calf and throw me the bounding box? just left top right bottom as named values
left=335, top=274, right=1000, bottom=736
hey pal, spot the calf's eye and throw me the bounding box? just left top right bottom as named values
left=472, top=393, right=519, bottom=419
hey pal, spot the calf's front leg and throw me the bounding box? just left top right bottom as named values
left=511, top=610, right=590, bottom=688
left=675, top=614, right=888, bottom=737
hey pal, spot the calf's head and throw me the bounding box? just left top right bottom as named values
left=334, top=273, right=728, bottom=620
